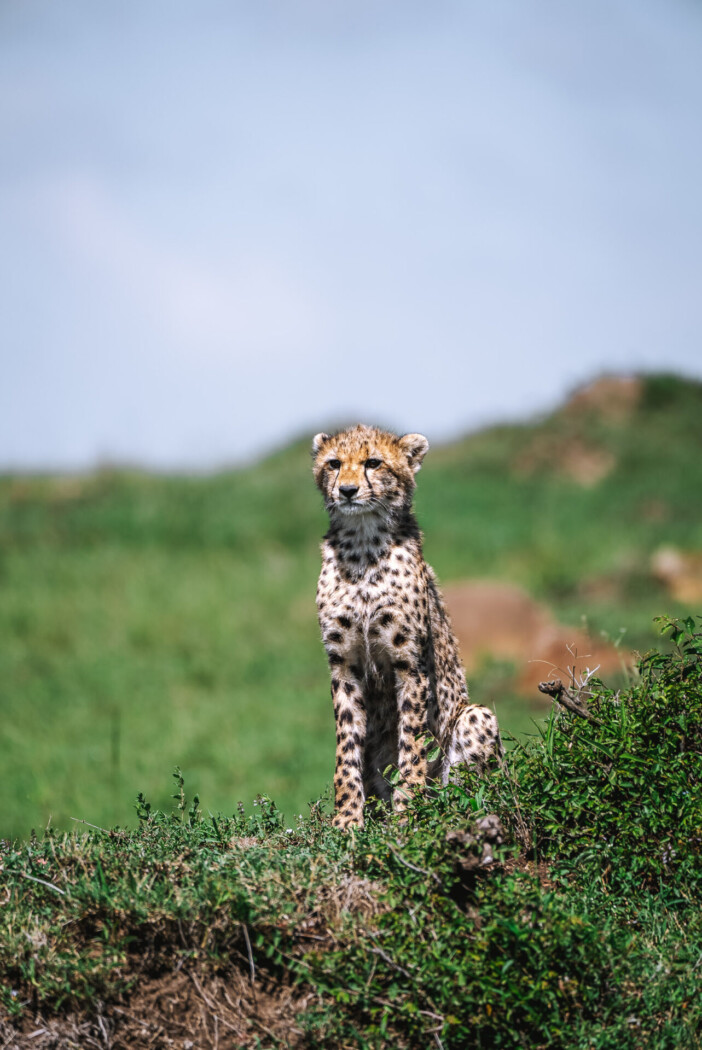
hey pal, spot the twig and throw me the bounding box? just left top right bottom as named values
left=418, top=1009, right=446, bottom=1022
left=96, top=1010, right=110, bottom=1048
left=248, top=1016, right=285, bottom=1042
left=70, top=818, right=110, bottom=834
left=111, top=1007, right=166, bottom=1032
left=221, top=985, right=242, bottom=1014
left=363, top=956, right=378, bottom=996
left=387, top=843, right=443, bottom=888
left=368, top=941, right=412, bottom=979
left=242, top=922, right=256, bottom=984
left=189, top=971, right=217, bottom=1011
left=197, top=1000, right=211, bottom=1047
left=538, top=679, right=603, bottom=726
left=16, top=872, right=67, bottom=896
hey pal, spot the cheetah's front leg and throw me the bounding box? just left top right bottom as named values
left=393, top=663, right=429, bottom=813
left=329, top=661, right=367, bottom=829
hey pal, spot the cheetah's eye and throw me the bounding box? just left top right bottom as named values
left=365, top=458, right=382, bottom=469
left=327, top=459, right=341, bottom=470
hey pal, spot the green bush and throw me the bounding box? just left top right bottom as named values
left=482, top=615, right=702, bottom=896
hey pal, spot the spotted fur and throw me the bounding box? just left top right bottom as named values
left=313, top=423, right=503, bottom=829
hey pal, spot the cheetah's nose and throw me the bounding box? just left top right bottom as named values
left=339, top=485, right=359, bottom=499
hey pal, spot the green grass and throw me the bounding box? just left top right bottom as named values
left=1, top=373, right=702, bottom=839
left=1, top=617, right=700, bottom=1048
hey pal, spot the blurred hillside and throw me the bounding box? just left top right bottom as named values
left=1, top=372, right=701, bottom=838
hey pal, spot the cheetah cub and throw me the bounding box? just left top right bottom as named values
left=313, top=424, right=502, bottom=830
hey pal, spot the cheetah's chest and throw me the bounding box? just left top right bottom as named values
left=317, top=545, right=427, bottom=672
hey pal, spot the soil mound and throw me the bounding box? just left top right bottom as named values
left=513, top=375, right=642, bottom=486
left=564, top=375, right=642, bottom=421
left=651, top=546, right=702, bottom=604
left=443, top=580, right=626, bottom=694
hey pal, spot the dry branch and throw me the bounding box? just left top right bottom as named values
left=538, top=678, right=603, bottom=725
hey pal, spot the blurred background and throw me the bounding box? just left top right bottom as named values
left=1, top=1, right=702, bottom=838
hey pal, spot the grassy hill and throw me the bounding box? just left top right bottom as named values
left=1, top=372, right=702, bottom=838
left=1, top=617, right=700, bottom=1048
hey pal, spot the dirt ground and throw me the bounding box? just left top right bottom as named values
left=1, top=966, right=312, bottom=1049
left=443, top=579, right=627, bottom=695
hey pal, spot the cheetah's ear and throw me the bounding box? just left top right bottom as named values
left=399, top=433, right=429, bottom=473
left=312, top=433, right=331, bottom=456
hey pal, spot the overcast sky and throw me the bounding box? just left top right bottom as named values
left=1, top=0, right=701, bottom=470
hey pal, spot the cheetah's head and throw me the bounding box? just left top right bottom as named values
left=312, top=424, right=429, bottom=520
